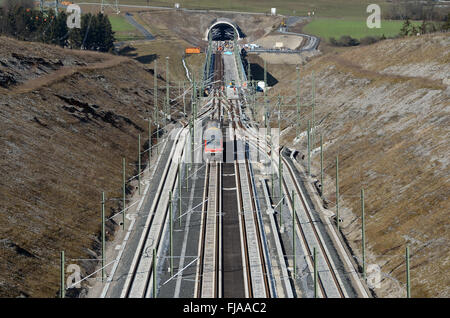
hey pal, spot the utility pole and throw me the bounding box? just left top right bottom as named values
left=192, top=74, right=197, bottom=124
left=154, top=60, right=158, bottom=127
left=148, top=118, right=152, bottom=162
left=101, top=191, right=105, bottom=282
left=292, top=190, right=296, bottom=278
left=169, top=190, right=173, bottom=277
left=156, top=123, right=159, bottom=155
left=166, top=57, right=169, bottom=126
left=153, top=248, right=157, bottom=298
left=183, top=81, right=186, bottom=117
left=264, top=59, right=267, bottom=133
left=278, top=95, right=281, bottom=139
left=271, top=140, right=274, bottom=197
left=307, top=120, right=311, bottom=176
left=296, top=66, right=300, bottom=138
left=336, top=156, right=339, bottom=232
left=278, top=150, right=283, bottom=218
left=361, top=188, right=366, bottom=280
left=190, top=119, right=194, bottom=167
left=122, top=158, right=126, bottom=230
left=101, top=0, right=120, bottom=14
left=55, top=0, right=59, bottom=17
left=178, top=162, right=182, bottom=227
left=311, top=70, right=316, bottom=147
left=279, top=155, right=283, bottom=228
left=406, top=246, right=411, bottom=298
left=138, top=134, right=141, bottom=195
left=320, top=134, right=323, bottom=195
left=313, top=247, right=317, bottom=298
left=264, top=59, right=267, bottom=88
left=60, top=250, right=65, bottom=298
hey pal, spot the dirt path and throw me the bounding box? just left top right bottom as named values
left=9, top=55, right=130, bottom=95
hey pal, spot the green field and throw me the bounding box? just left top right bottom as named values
left=109, top=15, right=137, bottom=32
left=303, top=18, right=421, bottom=41
left=77, top=0, right=390, bottom=19
left=108, top=15, right=145, bottom=41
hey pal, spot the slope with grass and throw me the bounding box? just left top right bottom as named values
left=0, top=36, right=189, bottom=297
left=109, top=15, right=145, bottom=41
left=253, top=33, right=449, bottom=297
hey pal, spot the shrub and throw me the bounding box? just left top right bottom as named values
left=360, top=36, right=380, bottom=45
left=330, top=35, right=360, bottom=47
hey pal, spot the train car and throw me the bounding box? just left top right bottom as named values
left=204, top=120, right=223, bottom=161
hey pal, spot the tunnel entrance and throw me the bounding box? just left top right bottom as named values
left=205, top=18, right=243, bottom=41
left=209, top=23, right=237, bottom=41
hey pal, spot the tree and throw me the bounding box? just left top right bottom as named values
left=68, top=27, right=82, bottom=49
left=400, top=18, right=412, bottom=36
left=97, top=13, right=115, bottom=52
left=0, top=3, right=116, bottom=52
left=443, top=13, right=450, bottom=31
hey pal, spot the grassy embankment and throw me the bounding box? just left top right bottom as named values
left=109, top=15, right=145, bottom=41
left=249, top=33, right=450, bottom=297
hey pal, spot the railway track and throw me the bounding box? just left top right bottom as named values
left=114, top=44, right=357, bottom=299
left=120, top=127, right=188, bottom=298
left=281, top=153, right=346, bottom=298
left=230, top=100, right=272, bottom=298
left=117, top=98, right=217, bottom=298
left=230, top=95, right=348, bottom=298
left=195, top=161, right=223, bottom=298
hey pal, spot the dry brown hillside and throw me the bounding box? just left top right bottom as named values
left=255, top=33, right=449, bottom=297
left=0, top=36, right=191, bottom=297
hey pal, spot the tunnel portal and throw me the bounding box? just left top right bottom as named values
left=205, top=18, right=242, bottom=41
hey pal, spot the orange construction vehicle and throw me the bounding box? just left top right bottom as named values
left=185, top=47, right=201, bottom=54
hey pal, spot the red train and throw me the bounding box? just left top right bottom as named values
left=204, top=120, right=223, bottom=160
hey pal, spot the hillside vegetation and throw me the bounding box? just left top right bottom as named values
left=0, top=36, right=189, bottom=297
left=255, top=33, right=449, bottom=297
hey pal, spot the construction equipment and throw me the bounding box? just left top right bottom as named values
left=185, top=47, right=201, bottom=54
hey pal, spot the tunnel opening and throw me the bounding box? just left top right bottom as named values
left=209, top=23, right=238, bottom=41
